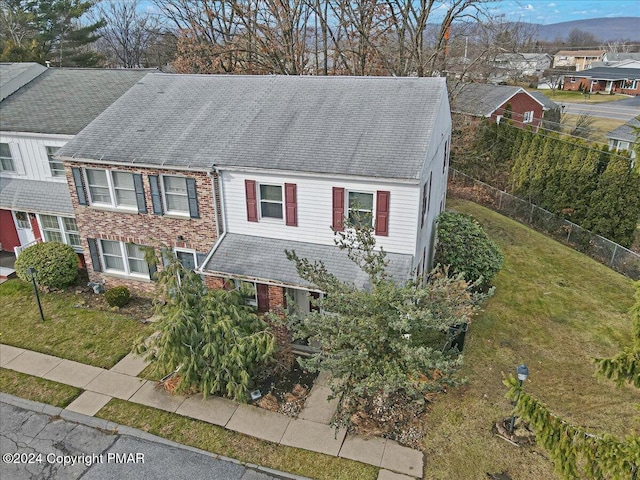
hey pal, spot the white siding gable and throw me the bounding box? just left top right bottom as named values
left=222, top=170, right=420, bottom=256
left=0, top=132, right=72, bottom=181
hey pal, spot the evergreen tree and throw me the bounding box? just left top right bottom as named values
left=285, top=218, right=487, bottom=425
left=0, top=0, right=104, bottom=66
left=584, top=155, right=640, bottom=247
left=135, top=253, right=275, bottom=402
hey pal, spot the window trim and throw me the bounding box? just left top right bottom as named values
left=225, top=278, right=258, bottom=307
left=46, top=146, right=64, bottom=177
left=84, top=168, right=138, bottom=210
left=98, top=240, right=150, bottom=279
left=174, top=247, right=198, bottom=270
left=0, top=142, right=16, bottom=172
left=346, top=190, right=375, bottom=229
left=258, top=183, right=284, bottom=221
left=523, top=110, right=534, bottom=123
left=37, top=214, right=81, bottom=250
left=161, top=175, right=190, bottom=217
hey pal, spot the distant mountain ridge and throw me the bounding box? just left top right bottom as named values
left=535, top=17, right=640, bottom=42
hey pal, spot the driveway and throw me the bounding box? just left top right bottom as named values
left=0, top=401, right=298, bottom=480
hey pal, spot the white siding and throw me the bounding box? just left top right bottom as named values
left=0, top=132, right=71, bottom=181
left=222, top=170, right=420, bottom=255
left=414, top=94, right=452, bottom=272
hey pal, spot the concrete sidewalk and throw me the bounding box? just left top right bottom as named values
left=0, top=343, right=423, bottom=479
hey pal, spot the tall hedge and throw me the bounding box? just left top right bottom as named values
left=15, top=242, right=78, bottom=288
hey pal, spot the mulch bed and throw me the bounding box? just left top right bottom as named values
left=253, top=363, right=318, bottom=417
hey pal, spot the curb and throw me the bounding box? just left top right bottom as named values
left=1, top=392, right=312, bottom=480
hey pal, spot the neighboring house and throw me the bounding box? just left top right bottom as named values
left=0, top=65, right=149, bottom=268
left=57, top=74, right=451, bottom=312
left=553, top=50, right=605, bottom=72
left=562, top=67, right=640, bottom=95
left=451, top=83, right=546, bottom=131
left=489, top=53, right=552, bottom=84
left=600, top=52, right=640, bottom=69
left=606, top=117, right=639, bottom=162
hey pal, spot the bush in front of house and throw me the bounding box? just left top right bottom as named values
left=15, top=242, right=78, bottom=289
left=434, top=211, right=504, bottom=290
left=105, top=286, right=131, bottom=308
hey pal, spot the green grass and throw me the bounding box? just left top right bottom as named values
left=0, top=368, right=82, bottom=407
left=97, top=399, right=378, bottom=480
left=0, top=279, right=153, bottom=368
left=534, top=89, right=628, bottom=104
left=422, top=199, right=639, bottom=479
left=562, top=113, right=626, bottom=144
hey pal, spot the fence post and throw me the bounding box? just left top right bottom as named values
left=610, top=244, right=617, bottom=268
left=529, top=204, right=535, bottom=224
left=566, top=224, right=572, bottom=243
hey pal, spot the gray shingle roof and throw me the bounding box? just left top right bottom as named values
left=576, top=67, right=640, bottom=80
left=0, top=177, right=73, bottom=215
left=57, top=74, right=448, bottom=179
left=451, top=84, right=540, bottom=117
left=606, top=117, right=640, bottom=143
left=0, top=68, right=149, bottom=135
left=203, top=233, right=413, bottom=290
left=0, top=62, right=46, bottom=101
left=528, top=91, right=558, bottom=111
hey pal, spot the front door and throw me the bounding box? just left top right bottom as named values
left=12, top=211, right=35, bottom=246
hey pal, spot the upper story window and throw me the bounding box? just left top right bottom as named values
left=163, top=175, right=190, bottom=215
left=39, top=214, right=80, bottom=247
left=259, top=184, right=283, bottom=219
left=523, top=111, right=534, bottom=123
left=86, top=169, right=137, bottom=209
left=348, top=191, right=374, bottom=227
left=0, top=143, right=15, bottom=172
left=46, top=146, right=64, bottom=177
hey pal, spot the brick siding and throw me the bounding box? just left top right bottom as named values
left=65, top=161, right=219, bottom=293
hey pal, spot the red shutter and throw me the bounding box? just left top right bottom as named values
left=245, top=180, right=258, bottom=222
left=285, top=183, right=297, bottom=226
left=332, top=187, right=345, bottom=231
left=375, top=190, right=390, bottom=236
left=256, top=283, right=269, bottom=313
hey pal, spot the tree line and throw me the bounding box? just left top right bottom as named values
left=457, top=121, right=640, bottom=248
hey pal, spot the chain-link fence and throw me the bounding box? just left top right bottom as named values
left=449, top=169, right=640, bottom=280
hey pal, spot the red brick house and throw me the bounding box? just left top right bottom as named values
left=562, top=67, right=640, bottom=95
left=451, top=84, right=546, bottom=131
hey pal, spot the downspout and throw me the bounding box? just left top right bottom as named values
left=207, top=170, right=221, bottom=238
left=198, top=166, right=227, bottom=274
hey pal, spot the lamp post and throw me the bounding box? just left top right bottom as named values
left=509, top=364, right=529, bottom=433
left=26, top=267, right=45, bottom=322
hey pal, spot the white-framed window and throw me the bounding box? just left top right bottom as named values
left=225, top=278, right=258, bottom=307
left=38, top=215, right=81, bottom=247
left=496, top=115, right=503, bottom=124
left=0, top=143, right=15, bottom=172
left=46, top=146, right=64, bottom=177
left=14, top=211, right=30, bottom=229
left=174, top=247, right=197, bottom=270
left=259, top=184, right=283, bottom=219
left=99, top=240, right=149, bottom=278
left=85, top=169, right=137, bottom=209
left=162, top=175, right=189, bottom=215
left=348, top=191, right=374, bottom=227
left=523, top=111, right=534, bottom=123
left=622, top=79, right=638, bottom=90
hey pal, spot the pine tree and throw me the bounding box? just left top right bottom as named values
left=135, top=253, right=275, bottom=401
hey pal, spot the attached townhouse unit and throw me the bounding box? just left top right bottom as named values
left=0, top=64, right=149, bottom=273
left=57, top=74, right=451, bottom=312
left=562, top=67, right=640, bottom=95
left=451, top=83, right=547, bottom=131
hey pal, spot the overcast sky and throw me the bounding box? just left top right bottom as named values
left=489, top=0, right=639, bottom=24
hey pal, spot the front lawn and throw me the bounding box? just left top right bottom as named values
left=97, top=399, right=378, bottom=480
left=423, top=199, right=638, bottom=479
left=0, top=280, right=153, bottom=368
left=535, top=89, right=628, bottom=104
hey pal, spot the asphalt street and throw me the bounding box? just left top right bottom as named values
left=560, top=100, right=639, bottom=121
left=0, top=401, right=296, bottom=480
